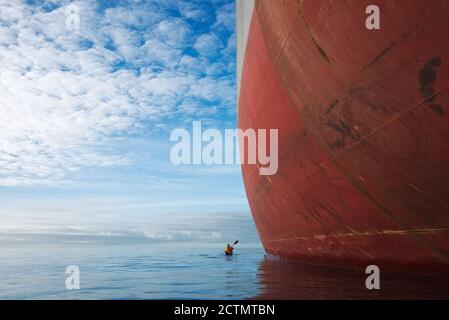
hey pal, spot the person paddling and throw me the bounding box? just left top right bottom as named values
left=224, top=240, right=238, bottom=256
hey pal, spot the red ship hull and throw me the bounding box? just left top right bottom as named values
left=237, top=0, right=449, bottom=273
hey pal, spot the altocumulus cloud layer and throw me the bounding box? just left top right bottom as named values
left=0, top=0, right=236, bottom=186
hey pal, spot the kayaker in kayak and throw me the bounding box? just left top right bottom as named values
left=224, top=241, right=238, bottom=256
left=224, top=244, right=234, bottom=256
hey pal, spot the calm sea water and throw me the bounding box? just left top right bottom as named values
left=0, top=242, right=264, bottom=299
left=1, top=240, right=449, bottom=299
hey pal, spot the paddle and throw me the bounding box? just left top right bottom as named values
left=232, top=240, right=239, bottom=247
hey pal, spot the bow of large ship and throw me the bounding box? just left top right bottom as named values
left=237, top=0, right=449, bottom=273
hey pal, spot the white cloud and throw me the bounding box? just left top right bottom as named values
left=214, top=2, right=235, bottom=31
left=156, top=18, right=193, bottom=49
left=193, top=32, right=223, bottom=59
left=0, top=209, right=259, bottom=244
left=0, top=223, right=223, bottom=242
left=177, top=1, right=209, bottom=22
left=0, top=0, right=236, bottom=186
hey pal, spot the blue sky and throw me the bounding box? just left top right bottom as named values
left=0, top=0, right=257, bottom=243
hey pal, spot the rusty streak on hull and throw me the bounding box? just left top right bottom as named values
left=237, top=0, right=449, bottom=274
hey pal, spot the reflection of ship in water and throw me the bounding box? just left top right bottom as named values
left=254, top=256, right=449, bottom=299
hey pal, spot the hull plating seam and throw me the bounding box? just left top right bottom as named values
left=267, top=227, right=449, bottom=243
